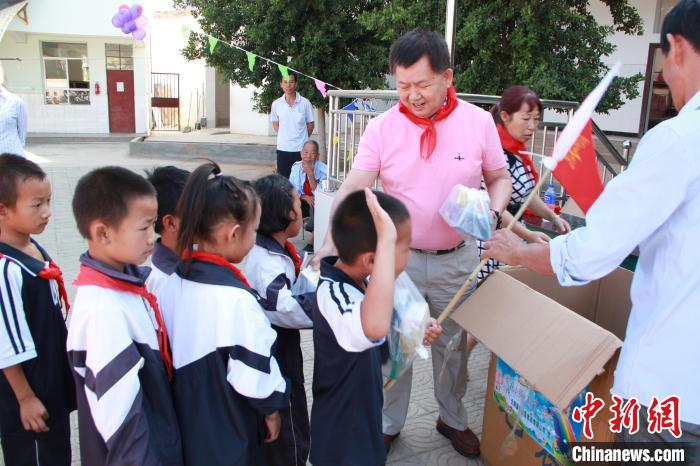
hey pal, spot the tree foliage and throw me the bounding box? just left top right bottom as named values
left=178, top=0, right=645, bottom=114
left=359, top=0, right=644, bottom=113
left=175, top=0, right=389, bottom=112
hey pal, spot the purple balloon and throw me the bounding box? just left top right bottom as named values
left=118, top=9, right=131, bottom=23
left=112, top=14, right=125, bottom=28
left=134, top=16, right=147, bottom=29
left=126, top=20, right=138, bottom=33
left=121, top=23, right=131, bottom=34
left=132, top=28, right=146, bottom=40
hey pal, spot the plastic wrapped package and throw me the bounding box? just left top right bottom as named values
left=439, top=184, right=494, bottom=241
left=386, top=272, right=430, bottom=380
left=291, top=254, right=320, bottom=295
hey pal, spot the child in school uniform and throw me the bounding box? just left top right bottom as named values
left=311, top=189, right=442, bottom=466
left=0, top=154, right=75, bottom=465
left=157, top=162, right=290, bottom=466
left=67, top=167, right=183, bottom=466
left=145, top=165, right=190, bottom=294
left=246, top=174, right=314, bottom=466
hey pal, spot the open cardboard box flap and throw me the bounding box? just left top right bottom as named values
left=452, top=267, right=628, bottom=411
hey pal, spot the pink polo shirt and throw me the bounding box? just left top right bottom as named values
left=353, top=101, right=506, bottom=250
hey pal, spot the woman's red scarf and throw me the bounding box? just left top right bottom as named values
left=496, top=123, right=539, bottom=183
left=399, top=85, right=459, bottom=161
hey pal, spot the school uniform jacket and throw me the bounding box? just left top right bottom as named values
left=66, top=254, right=183, bottom=466
left=244, top=234, right=313, bottom=329
left=146, top=240, right=178, bottom=296
left=0, top=240, right=76, bottom=435
left=310, top=257, right=387, bottom=466
left=157, top=258, right=290, bottom=466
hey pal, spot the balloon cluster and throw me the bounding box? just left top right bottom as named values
left=111, top=4, right=148, bottom=41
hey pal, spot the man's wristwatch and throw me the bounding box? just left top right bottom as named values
left=490, top=209, right=502, bottom=229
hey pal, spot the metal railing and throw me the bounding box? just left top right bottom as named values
left=325, top=89, right=629, bottom=208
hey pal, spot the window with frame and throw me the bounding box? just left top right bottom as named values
left=105, top=44, right=134, bottom=70
left=42, top=42, right=90, bottom=105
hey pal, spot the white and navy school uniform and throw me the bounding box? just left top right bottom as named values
left=245, top=234, right=314, bottom=466
left=157, top=256, right=290, bottom=466
left=0, top=240, right=75, bottom=465
left=310, top=257, right=388, bottom=466
left=66, top=254, right=183, bottom=466
left=146, top=240, right=179, bottom=296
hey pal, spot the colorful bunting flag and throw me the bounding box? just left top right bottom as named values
left=246, top=52, right=256, bottom=72
left=278, top=64, right=290, bottom=81
left=314, top=79, right=328, bottom=98
left=208, top=36, right=219, bottom=54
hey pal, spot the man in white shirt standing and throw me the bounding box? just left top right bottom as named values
left=271, top=72, right=315, bottom=178
left=485, top=0, right=700, bottom=458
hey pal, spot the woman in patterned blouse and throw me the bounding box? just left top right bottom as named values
left=477, top=86, right=571, bottom=282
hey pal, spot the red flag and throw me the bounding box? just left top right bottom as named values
left=552, top=120, right=604, bottom=214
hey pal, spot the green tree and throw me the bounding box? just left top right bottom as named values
left=360, top=0, right=644, bottom=113
left=175, top=0, right=389, bottom=114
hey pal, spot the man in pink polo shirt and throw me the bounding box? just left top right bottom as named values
left=315, top=31, right=511, bottom=458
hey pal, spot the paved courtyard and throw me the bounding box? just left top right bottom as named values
left=1, top=142, right=489, bottom=466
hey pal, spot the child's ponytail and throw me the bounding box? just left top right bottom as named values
left=176, top=161, right=259, bottom=267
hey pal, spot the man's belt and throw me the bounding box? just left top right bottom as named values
left=410, top=242, right=466, bottom=256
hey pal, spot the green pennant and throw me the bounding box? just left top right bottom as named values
left=278, top=63, right=290, bottom=81
left=208, top=36, right=219, bottom=54
left=246, top=52, right=256, bottom=72
left=181, top=25, right=189, bottom=40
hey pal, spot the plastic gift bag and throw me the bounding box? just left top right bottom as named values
left=386, top=272, right=430, bottom=380
left=439, top=184, right=494, bottom=241
left=291, top=254, right=320, bottom=295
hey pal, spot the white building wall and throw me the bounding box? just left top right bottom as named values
left=148, top=8, right=207, bottom=130
left=0, top=33, right=147, bottom=133
left=229, top=84, right=273, bottom=136
left=587, top=0, right=661, bottom=134
left=2, top=0, right=149, bottom=134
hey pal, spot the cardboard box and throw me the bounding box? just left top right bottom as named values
left=452, top=267, right=633, bottom=465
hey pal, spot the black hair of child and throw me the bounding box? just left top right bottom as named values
left=175, top=160, right=258, bottom=262
left=72, top=166, right=156, bottom=239
left=146, top=166, right=191, bottom=234
left=0, top=154, right=47, bottom=207
left=253, top=174, right=298, bottom=236
left=332, top=189, right=410, bottom=264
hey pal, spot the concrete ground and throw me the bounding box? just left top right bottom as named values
left=1, top=142, right=489, bottom=466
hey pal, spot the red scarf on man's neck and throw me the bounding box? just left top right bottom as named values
left=399, top=85, right=459, bottom=161
left=0, top=252, right=71, bottom=318
left=496, top=123, right=539, bottom=183
left=186, top=251, right=251, bottom=288
left=73, top=264, right=173, bottom=382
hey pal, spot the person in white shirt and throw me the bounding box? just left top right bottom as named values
left=270, top=72, right=315, bottom=178
left=484, top=0, right=700, bottom=456
left=0, top=64, right=28, bottom=157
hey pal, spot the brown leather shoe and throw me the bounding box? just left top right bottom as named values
left=384, top=432, right=399, bottom=454
left=436, top=417, right=480, bottom=458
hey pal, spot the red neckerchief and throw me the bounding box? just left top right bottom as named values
left=284, top=241, right=302, bottom=278
left=0, top=252, right=70, bottom=318
left=73, top=264, right=173, bottom=382
left=186, top=251, right=251, bottom=288
left=496, top=123, right=539, bottom=183
left=398, top=85, right=459, bottom=161
left=303, top=178, right=313, bottom=197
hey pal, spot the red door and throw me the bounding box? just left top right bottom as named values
left=106, top=70, right=135, bottom=133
